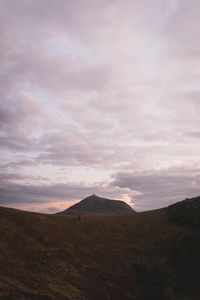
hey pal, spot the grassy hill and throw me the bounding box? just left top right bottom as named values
left=0, top=203, right=200, bottom=299
left=168, top=196, right=200, bottom=228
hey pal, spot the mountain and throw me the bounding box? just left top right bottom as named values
left=1, top=197, right=200, bottom=299
left=58, top=194, right=135, bottom=215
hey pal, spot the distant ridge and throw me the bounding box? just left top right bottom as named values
left=58, top=194, right=135, bottom=215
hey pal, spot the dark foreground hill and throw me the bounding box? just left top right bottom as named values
left=58, top=194, right=135, bottom=215
left=1, top=197, right=200, bottom=299
left=168, top=195, right=200, bottom=228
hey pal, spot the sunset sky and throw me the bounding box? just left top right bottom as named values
left=1, top=0, right=200, bottom=212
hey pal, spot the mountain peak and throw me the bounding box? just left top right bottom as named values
left=58, top=195, right=135, bottom=215
left=84, top=194, right=99, bottom=200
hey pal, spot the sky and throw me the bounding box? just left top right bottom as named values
left=1, top=0, right=200, bottom=213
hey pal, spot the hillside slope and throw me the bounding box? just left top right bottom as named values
left=0, top=204, right=200, bottom=299
left=168, top=195, right=200, bottom=228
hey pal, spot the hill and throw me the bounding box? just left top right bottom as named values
left=0, top=197, right=200, bottom=299
left=58, top=194, right=135, bottom=215
left=168, top=195, right=200, bottom=228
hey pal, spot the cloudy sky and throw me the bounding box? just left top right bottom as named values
left=1, top=0, right=200, bottom=213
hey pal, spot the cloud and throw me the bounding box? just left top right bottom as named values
left=1, top=0, right=200, bottom=211
left=0, top=182, right=88, bottom=204
left=111, top=167, right=200, bottom=210
left=0, top=171, right=132, bottom=212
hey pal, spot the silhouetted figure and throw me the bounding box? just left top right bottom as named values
left=165, top=287, right=173, bottom=300
left=78, top=215, right=81, bottom=222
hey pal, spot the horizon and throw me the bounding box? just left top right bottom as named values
left=1, top=0, right=200, bottom=213
left=1, top=193, right=193, bottom=214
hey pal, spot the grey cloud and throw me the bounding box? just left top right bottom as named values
left=0, top=178, right=129, bottom=207
left=1, top=0, right=200, bottom=211
left=45, top=206, right=60, bottom=213
left=0, top=171, right=48, bottom=183
left=0, top=183, right=83, bottom=204
left=162, top=1, right=200, bottom=51
left=0, top=0, right=110, bottom=94
left=0, top=94, right=43, bottom=151
left=111, top=167, right=200, bottom=210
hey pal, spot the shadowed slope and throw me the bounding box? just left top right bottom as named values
left=168, top=195, right=200, bottom=228
left=58, top=194, right=135, bottom=215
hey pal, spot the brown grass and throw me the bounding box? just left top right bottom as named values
left=0, top=206, right=200, bottom=299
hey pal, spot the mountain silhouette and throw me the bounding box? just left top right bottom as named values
left=58, top=194, right=135, bottom=215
